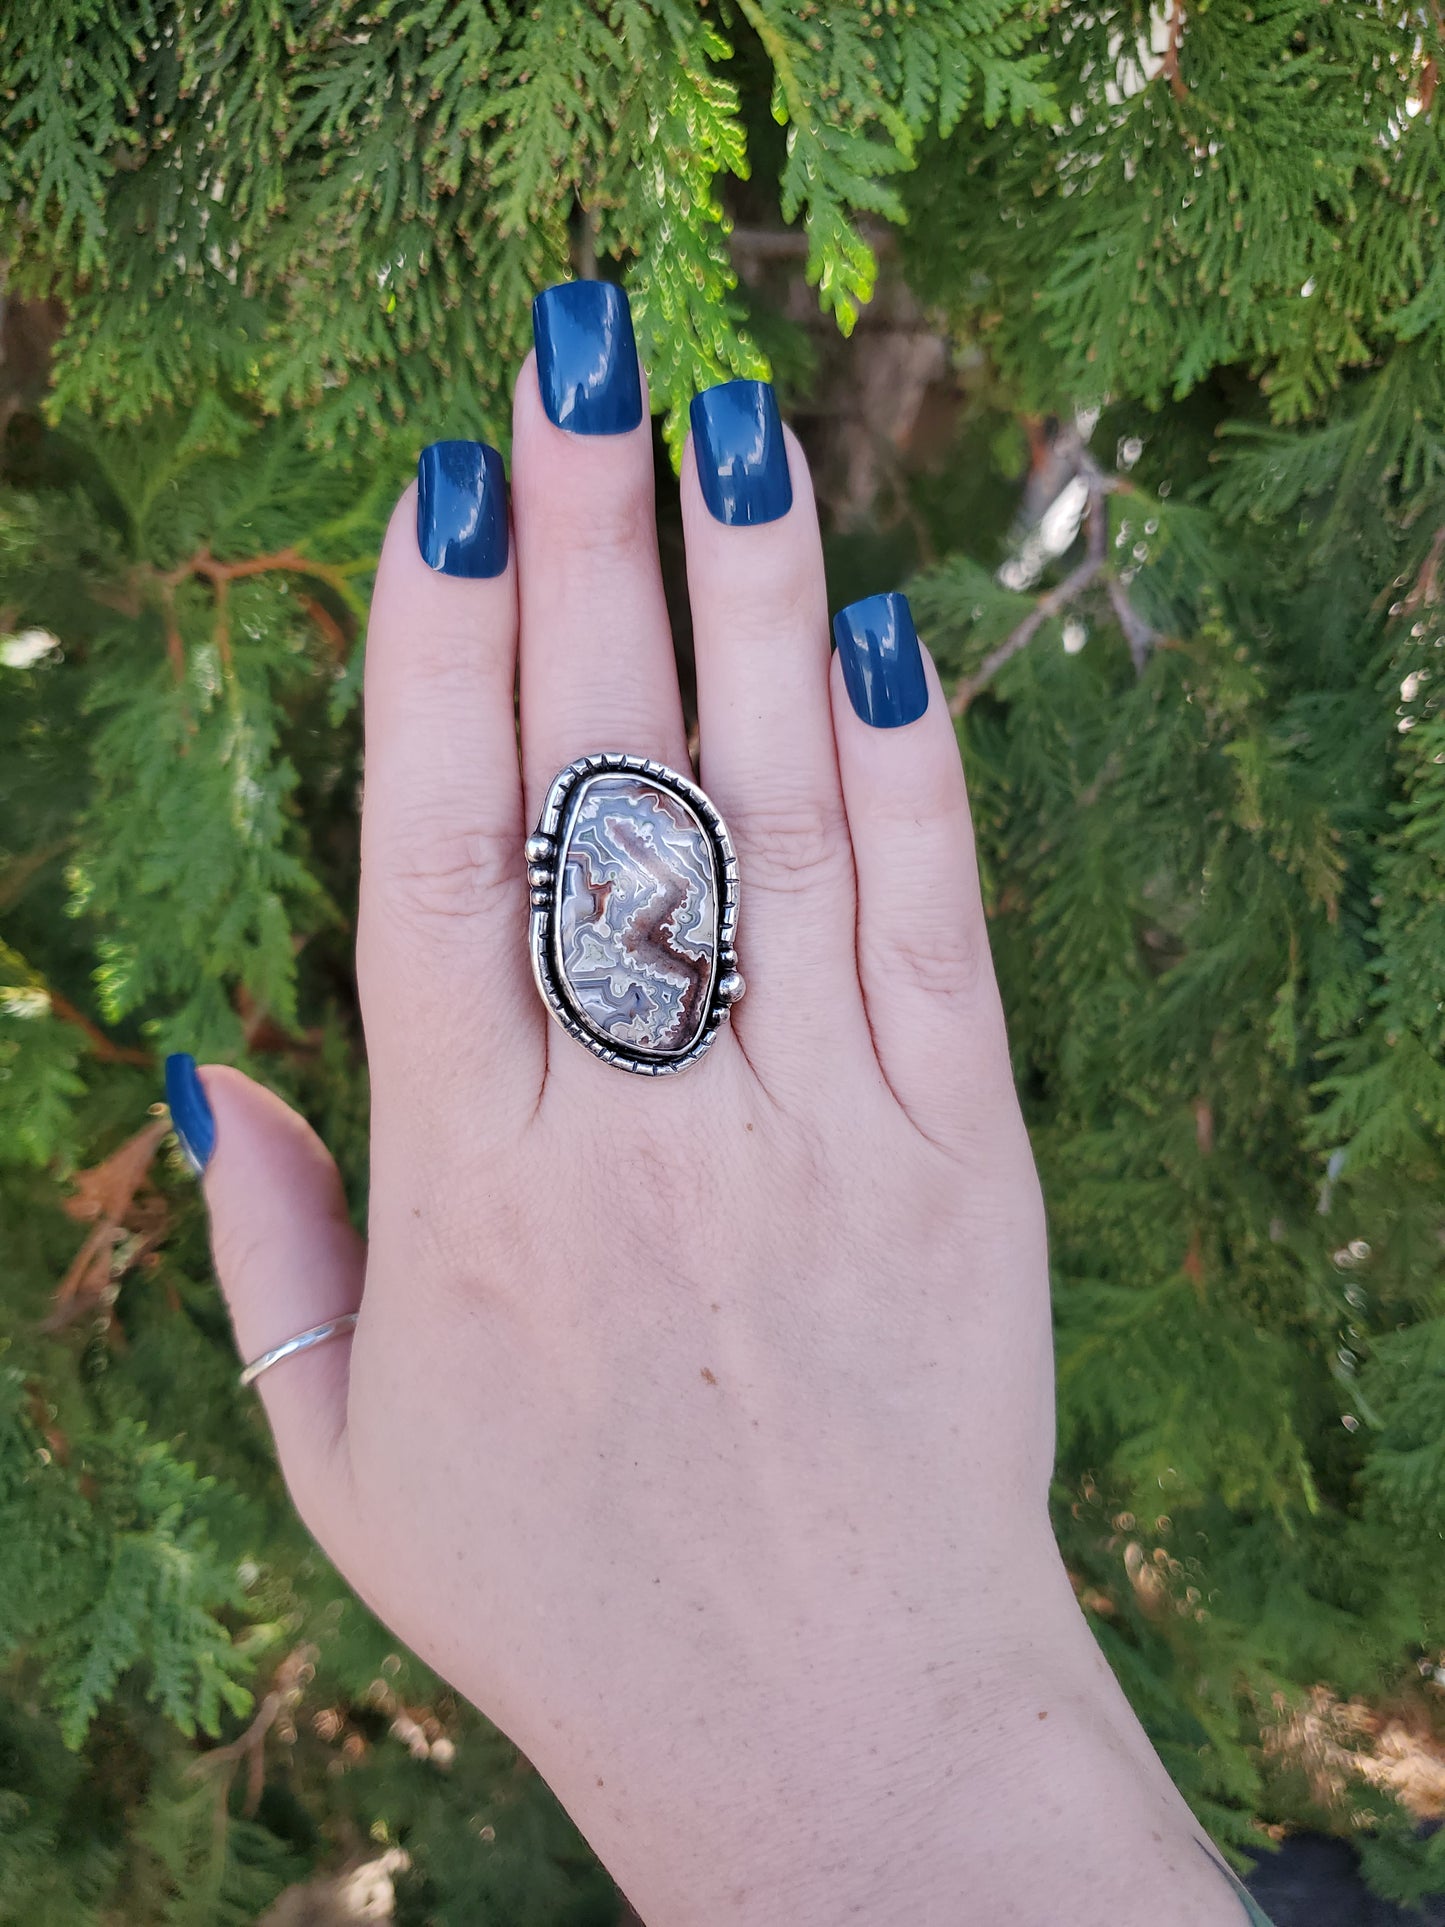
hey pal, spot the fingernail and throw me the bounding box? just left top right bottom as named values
left=532, top=281, right=644, bottom=435
left=690, top=379, right=793, bottom=527
left=832, top=591, right=929, bottom=728
left=417, top=440, right=509, bottom=578
left=165, top=1052, right=215, bottom=1175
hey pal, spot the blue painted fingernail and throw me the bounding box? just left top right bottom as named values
left=690, top=379, right=793, bottom=527
left=165, top=1053, right=215, bottom=1175
left=417, top=440, right=509, bottom=578
left=532, top=281, right=644, bottom=435
left=832, top=591, right=929, bottom=729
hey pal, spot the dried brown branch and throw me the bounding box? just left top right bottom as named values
left=45, top=1118, right=171, bottom=1333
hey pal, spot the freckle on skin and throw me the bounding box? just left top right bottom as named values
left=1038, top=1710, right=1048, bottom=1720
left=701, top=1366, right=717, bottom=1385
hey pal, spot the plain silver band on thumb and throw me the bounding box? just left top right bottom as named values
left=239, top=1313, right=359, bottom=1389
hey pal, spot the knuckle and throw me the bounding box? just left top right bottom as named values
left=709, top=565, right=818, bottom=643
left=868, top=923, right=984, bottom=1003
left=545, top=469, right=655, bottom=563
left=728, top=794, right=850, bottom=894
left=370, top=815, right=521, bottom=932
left=388, top=635, right=492, bottom=691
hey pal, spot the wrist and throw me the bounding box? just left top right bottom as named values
left=577, top=1554, right=1244, bottom=1927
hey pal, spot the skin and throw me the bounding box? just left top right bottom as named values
left=194, top=350, right=1269, bottom=1926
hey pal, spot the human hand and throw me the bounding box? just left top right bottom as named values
left=169, top=281, right=1264, bottom=1926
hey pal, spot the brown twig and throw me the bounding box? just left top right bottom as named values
left=1160, top=0, right=1188, bottom=103
left=45, top=1118, right=171, bottom=1333
left=1422, top=3, right=1443, bottom=116
left=47, top=991, right=151, bottom=1067
left=158, top=545, right=355, bottom=601
left=153, top=546, right=357, bottom=681
left=1396, top=524, right=1445, bottom=621
left=301, top=594, right=348, bottom=662
left=190, top=1645, right=317, bottom=1817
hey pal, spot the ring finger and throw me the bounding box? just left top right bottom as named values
left=682, top=381, right=867, bottom=1083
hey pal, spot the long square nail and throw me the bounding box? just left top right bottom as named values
left=532, top=281, right=644, bottom=435
left=832, top=592, right=929, bottom=728
left=165, top=1052, right=215, bottom=1175
left=417, top=440, right=509, bottom=578
left=690, top=380, right=793, bottom=527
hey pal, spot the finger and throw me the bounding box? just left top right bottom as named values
left=166, top=1055, right=364, bottom=1540
left=514, top=282, right=688, bottom=825
left=829, top=595, right=1021, bottom=1154
left=358, top=444, right=542, bottom=1131
left=681, top=383, right=866, bottom=1074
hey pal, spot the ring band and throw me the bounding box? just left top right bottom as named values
left=527, top=753, right=744, bottom=1075
left=238, top=1313, right=358, bottom=1389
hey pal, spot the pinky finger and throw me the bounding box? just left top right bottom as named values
left=829, top=593, right=1019, bottom=1155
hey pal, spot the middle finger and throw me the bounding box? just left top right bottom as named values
left=514, top=281, right=689, bottom=826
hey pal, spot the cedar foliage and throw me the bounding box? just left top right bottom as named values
left=1, top=3, right=1442, bottom=1918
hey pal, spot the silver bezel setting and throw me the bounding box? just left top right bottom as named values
left=527, top=753, right=743, bottom=1076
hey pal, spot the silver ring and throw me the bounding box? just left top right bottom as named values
left=238, top=1313, right=358, bottom=1389
left=527, top=753, right=745, bottom=1075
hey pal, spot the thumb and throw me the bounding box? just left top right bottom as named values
left=165, top=1054, right=365, bottom=1534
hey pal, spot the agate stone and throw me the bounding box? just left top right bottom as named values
left=554, top=772, right=719, bottom=1056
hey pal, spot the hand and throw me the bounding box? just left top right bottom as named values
left=173, top=285, right=1261, bottom=1926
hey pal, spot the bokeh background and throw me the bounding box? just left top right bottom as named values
left=2, top=5, right=1444, bottom=1922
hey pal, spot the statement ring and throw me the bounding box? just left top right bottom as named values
left=526, top=753, right=745, bottom=1075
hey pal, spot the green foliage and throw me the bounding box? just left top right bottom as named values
left=352, top=1727, right=620, bottom=1927
left=0, top=1371, right=252, bottom=1749
left=2, top=2, right=1443, bottom=1920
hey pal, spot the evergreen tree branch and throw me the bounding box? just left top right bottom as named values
left=1106, top=571, right=1161, bottom=673
left=949, top=517, right=1105, bottom=714
left=150, top=545, right=362, bottom=679
left=156, top=547, right=362, bottom=609
left=1393, top=522, right=1445, bottom=619
left=949, top=431, right=1165, bottom=708
left=189, top=1645, right=316, bottom=1819
left=46, top=991, right=151, bottom=1068
left=0, top=838, right=74, bottom=914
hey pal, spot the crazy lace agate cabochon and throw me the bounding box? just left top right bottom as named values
left=554, top=773, right=719, bottom=1057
